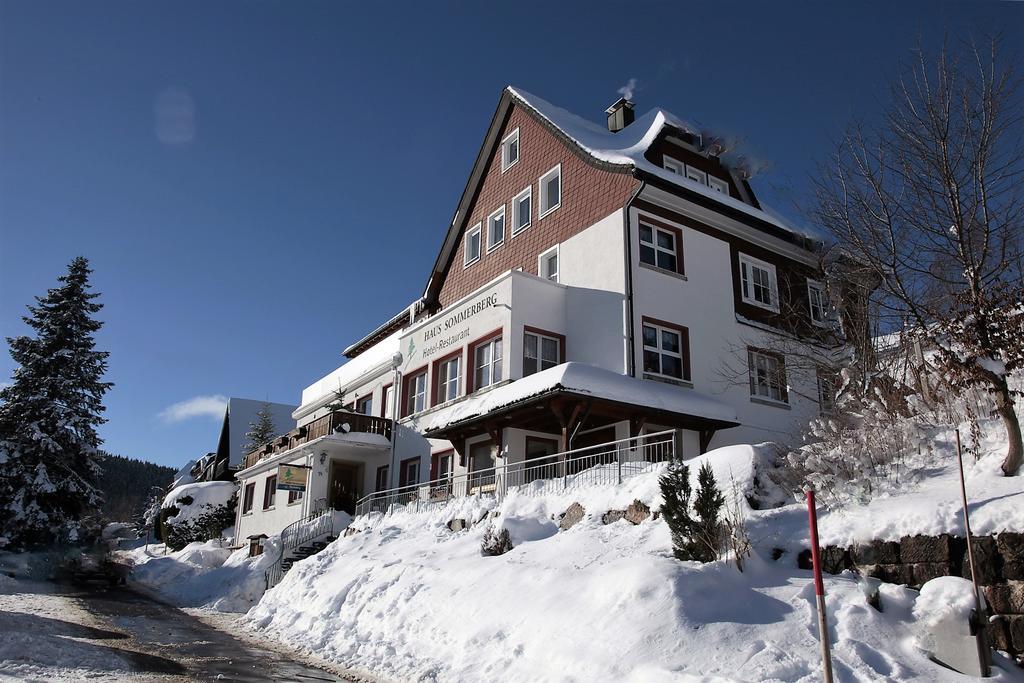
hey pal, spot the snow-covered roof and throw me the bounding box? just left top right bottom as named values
left=299, top=331, right=401, bottom=412
left=507, top=87, right=823, bottom=242
left=421, top=362, right=738, bottom=433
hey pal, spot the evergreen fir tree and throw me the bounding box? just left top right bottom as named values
left=658, top=461, right=694, bottom=561
left=0, top=257, right=112, bottom=549
left=692, top=462, right=725, bottom=562
left=242, top=401, right=278, bottom=454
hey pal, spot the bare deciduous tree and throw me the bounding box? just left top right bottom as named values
left=814, top=37, right=1024, bottom=475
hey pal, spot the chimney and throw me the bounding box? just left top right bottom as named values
left=605, top=97, right=635, bottom=133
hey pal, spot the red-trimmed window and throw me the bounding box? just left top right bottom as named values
left=641, top=317, right=690, bottom=382
left=380, top=384, right=394, bottom=419
left=403, top=369, right=427, bottom=417
left=375, top=465, right=390, bottom=492
left=355, top=395, right=373, bottom=415
left=433, top=352, right=462, bottom=404
left=430, top=450, right=454, bottom=481
left=748, top=348, right=788, bottom=403
left=470, top=334, right=503, bottom=392
left=262, top=475, right=277, bottom=510
left=399, top=457, right=421, bottom=487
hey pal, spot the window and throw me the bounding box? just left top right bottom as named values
left=748, top=349, right=787, bottom=403
left=399, top=457, right=420, bottom=487
left=468, top=441, right=496, bottom=490
left=375, top=465, right=390, bottom=492
left=464, top=223, right=482, bottom=267
left=524, top=329, right=561, bottom=376
left=538, top=245, right=558, bottom=282
left=663, top=156, right=685, bottom=175
left=807, top=280, right=828, bottom=326
left=685, top=166, right=708, bottom=185
left=288, top=488, right=304, bottom=505
left=817, top=370, right=836, bottom=414
left=242, top=482, right=255, bottom=514
left=708, top=176, right=729, bottom=194
left=501, top=128, right=520, bottom=171
left=642, top=320, right=689, bottom=381
left=381, top=384, right=394, bottom=419
left=739, top=253, right=779, bottom=312
left=639, top=222, right=681, bottom=273
left=487, top=206, right=505, bottom=251
left=512, top=187, right=532, bottom=234
left=263, top=475, right=277, bottom=510
left=431, top=451, right=454, bottom=481
left=435, top=354, right=461, bottom=404
left=473, top=337, right=503, bottom=391
left=539, top=164, right=561, bottom=217
left=355, top=395, right=373, bottom=415
left=404, top=370, right=427, bottom=416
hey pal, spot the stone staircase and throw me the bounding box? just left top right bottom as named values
left=280, top=535, right=336, bottom=576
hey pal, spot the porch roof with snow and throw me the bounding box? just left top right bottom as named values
left=418, top=362, right=739, bottom=445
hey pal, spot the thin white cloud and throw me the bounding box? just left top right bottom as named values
left=159, top=394, right=227, bottom=423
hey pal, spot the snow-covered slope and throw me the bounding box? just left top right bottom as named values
left=244, top=442, right=1023, bottom=682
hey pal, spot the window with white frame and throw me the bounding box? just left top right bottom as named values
left=464, top=223, right=482, bottom=266
left=473, top=337, right=502, bottom=390
left=487, top=206, right=505, bottom=251
left=512, top=187, right=532, bottom=234
left=523, top=331, right=560, bottom=376
left=436, top=355, right=461, bottom=404
left=663, top=156, right=685, bottom=175
left=685, top=166, right=708, bottom=185
left=639, top=222, right=679, bottom=273
left=708, top=176, right=729, bottom=194
left=738, top=253, right=779, bottom=311
left=539, top=245, right=558, bottom=282
left=539, top=164, right=561, bottom=217
left=748, top=349, right=787, bottom=403
left=405, top=371, right=426, bottom=415
left=382, top=385, right=394, bottom=419
left=501, top=128, right=520, bottom=171
left=807, top=280, right=828, bottom=326
left=642, top=321, right=687, bottom=381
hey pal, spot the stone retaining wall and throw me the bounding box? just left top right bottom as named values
left=797, top=532, right=1024, bottom=653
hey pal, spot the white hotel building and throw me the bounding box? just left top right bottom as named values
left=234, top=87, right=845, bottom=544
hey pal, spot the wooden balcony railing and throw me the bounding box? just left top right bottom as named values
left=240, top=409, right=392, bottom=471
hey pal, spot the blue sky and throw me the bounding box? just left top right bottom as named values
left=1, top=1, right=1020, bottom=469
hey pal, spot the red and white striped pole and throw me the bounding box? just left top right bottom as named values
left=806, top=489, right=835, bottom=683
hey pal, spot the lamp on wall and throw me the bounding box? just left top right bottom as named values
left=319, top=450, right=327, bottom=466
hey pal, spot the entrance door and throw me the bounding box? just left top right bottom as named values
left=329, top=462, right=360, bottom=514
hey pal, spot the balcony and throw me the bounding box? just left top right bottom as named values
left=240, top=409, right=392, bottom=471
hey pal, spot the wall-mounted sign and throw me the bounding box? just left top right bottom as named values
left=277, top=464, right=309, bottom=491
left=403, top=282, right=510, bottom=368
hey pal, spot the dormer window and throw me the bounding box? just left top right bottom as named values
left=663, top=156, right=685, bottom=175
left=685, top=166, right=708, bottom=185
left=708, top=176, right=729, bottom=195
left=501, top=128, right=520, bottom=172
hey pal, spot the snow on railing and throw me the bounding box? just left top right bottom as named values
left=354, top=429, right=678, bottom=518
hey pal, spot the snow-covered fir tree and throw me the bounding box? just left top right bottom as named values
left=0, top=257, right=112, bottom=549
left=242, top=401, right=278, bottom=454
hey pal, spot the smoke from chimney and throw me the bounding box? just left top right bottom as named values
left=617, top=78, right=638, bottom=101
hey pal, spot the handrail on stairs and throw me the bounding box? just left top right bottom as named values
left=265, top=497, right=332, bottom=589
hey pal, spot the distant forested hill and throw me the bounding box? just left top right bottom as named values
left=99, top=453, right=175, bottom=522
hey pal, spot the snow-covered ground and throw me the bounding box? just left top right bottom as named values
left=239, top=440, right=1023, bottom=682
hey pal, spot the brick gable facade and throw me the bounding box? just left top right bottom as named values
left=436, top=103, right=637, bottom=308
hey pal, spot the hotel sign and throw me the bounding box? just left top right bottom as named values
left=405, top=282, right=509, bottom=368
left=277, top=464, right=309, bottom=492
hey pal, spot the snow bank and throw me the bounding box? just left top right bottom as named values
left=245, top=443, right=1024, bottom=681
left=127, top=539, right=276, bottom=612
left=162, top=480, right=236, bottom=522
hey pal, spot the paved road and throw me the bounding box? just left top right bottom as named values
left=64, top=582, right=352, bottom=682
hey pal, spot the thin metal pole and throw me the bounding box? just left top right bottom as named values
left=956, top=429, right=990, bottom=677
left=806, top=489, right=834, bottom=683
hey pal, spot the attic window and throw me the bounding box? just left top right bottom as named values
left=663, top=156, right=685, bottom=175
left=708, top=176, right=729, bottom=195
left=464, top=223, right=482, bottom=267
left=685, top=166, right=707, bottom=185
left=539, top=164, right=561, bottom=218
left=501, top=128, right=520, bottom=172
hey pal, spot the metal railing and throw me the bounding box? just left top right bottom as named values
left=354, top=429, right=677, bottom=518
left=265, top=497, right=332, bottom=589
left=243, top=410, right=392, bottom=471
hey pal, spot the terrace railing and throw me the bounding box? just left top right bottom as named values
left=354, top=429, right=678, bottom=518
left=242, top=410, right=392, bottom=471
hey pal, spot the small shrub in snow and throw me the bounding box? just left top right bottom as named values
left=691, top=463, right=725, bottom=562
left=659, top=461, right=693, bottom=561
left=660, top=462, right=726, bottom=563
left=480, top=526, right=513, bottom=556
